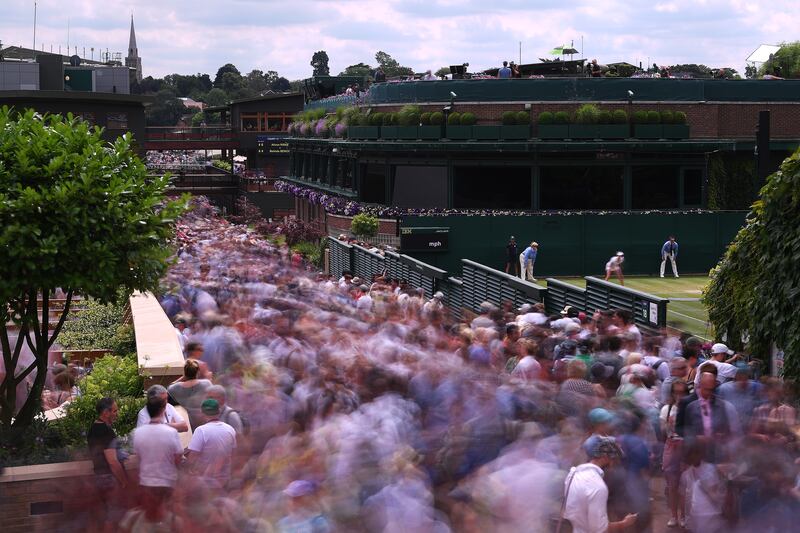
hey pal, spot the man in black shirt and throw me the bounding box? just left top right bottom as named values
left=505, top=236, right=518, bottom=276
left=87, top=397, right=127, bottom=529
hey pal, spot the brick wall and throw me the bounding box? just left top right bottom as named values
left=327, top=213, right=398, bottom=235
left=374, top=102, right=799, bottom=139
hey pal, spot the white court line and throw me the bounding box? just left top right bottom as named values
left=668, top=309, right=709, bottom=324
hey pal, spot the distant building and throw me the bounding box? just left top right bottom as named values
left=125, top=15, right=143, bottom=83
left=179, top=97, right=205, bottom=111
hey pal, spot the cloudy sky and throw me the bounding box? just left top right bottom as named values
left=1, top=0, right=796, bottom=80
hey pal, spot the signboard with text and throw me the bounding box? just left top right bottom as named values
left=400, top=227, right=449, bottom=252
left=257, top=136, right=290, bottom=156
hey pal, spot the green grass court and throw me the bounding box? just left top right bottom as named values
left=539, top=275, right=713, bottom=339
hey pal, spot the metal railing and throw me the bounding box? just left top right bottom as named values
left=144, top=127, right=234, bottom=141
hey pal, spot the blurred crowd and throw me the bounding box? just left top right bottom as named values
left=145, top=150, right=208, bottom=170
left=87, top=198, right=800, bottom=533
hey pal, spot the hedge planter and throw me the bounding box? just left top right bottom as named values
left=634, top=125, right=663, bottom=139
left=418, top=125, right=442, bottom=140
left=500, top=125, right=530, bottom=140
left=568, top=125, right=597, bottom=139
left=446, top=126, right=474, bottom=140
left=348, top=126, right=380, bottom=139
left=473, top=125, right=501, bottom=140
left=596, top=124, right=630, bottom=139
left=662, top=124, right=690, bottom=139
left=538, top=124, right=569, bottom=139
left=380, top=126, right=400, bottom=140
left=396, top=126, right=419, bottom=140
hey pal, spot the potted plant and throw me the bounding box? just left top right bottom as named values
left=634, top=110, right=662, bottom=139
left=538, top=111, right=569, bottom=139
left=446, top=112, right=473, bottom=140
left=348, top=112, right=380, bottom=139
left=419, top=111, right=442, bottom=139
left=470, top=112, right=500, bottom=140
left=500, top=111, right=530, bottom=140
left=596, top=108, right=629, bottom=139
left=662, top=110, right=690, bottom=139
left=396, top=105, right=421, bottom=139
left=569, top=104, right=599, bottom=139
left=380, top=112, right=400, bottom=139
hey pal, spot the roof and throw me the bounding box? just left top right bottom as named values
left=205, top=91, right=303, bottom=112
left=746, top=44, right=782, bottom=64
left=0, top=90, right=154, bottom=105
left=0, top=46, right=107, bottom=66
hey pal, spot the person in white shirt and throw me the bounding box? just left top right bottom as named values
left=132, top=397, right=183, bottom=492
left=692, top=343, right=739, bottom=389
left=206, top=385, right=244, bottom=436
left=562, top=436, right=637, bottom=533
left=186, top=398, right=237, bottom=490
left=604, top=251, right=625, bottom=285
left=136, top=385, right=189, bottom=432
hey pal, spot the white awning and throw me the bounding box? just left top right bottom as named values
left=746, top=44, right=781, bottom=64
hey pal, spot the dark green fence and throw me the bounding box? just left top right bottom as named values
left=403, top=211, right=747, bottom=277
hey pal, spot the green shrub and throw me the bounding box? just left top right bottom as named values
left=430, top=112, right=444, bottom=125
left=382, top=113, right=396, bottom=126
left=447, top=112, right=462, bottom=126
left=420, top=112, right=432, bottom=125
left=501, top=111, right=517, bottom=125
left=291, top=240, right=324, bottom=267
left=460, top=112, right=477, bottom=126
left=398, top=105, right=422, bottom=126
left=646, top=111, right=661, bottom=124
left=554, top=111, right=570, bottom=124
left=357, top=113, right=371, bottom=126
left=597, top=110, right=613, bottom=124
left=57, top=355, right=145, bottom=446
left=538, top=111, right=554, bottom=125
left=612, top=109, right=628, bottom=124
left=660, top=111, right=675, bottom=124
left=574, top=103, right=600, bottom=124
left=632, top=110, right=648, bottom=124
left=674, top=111, right=687, bottom=124
left=515, top=111, right=530, bottom=125
left=369, top=112, right=384, bottom=126
left=59, top=296, right=131, bottom=353
left=351, top=213, right=379, bottom=237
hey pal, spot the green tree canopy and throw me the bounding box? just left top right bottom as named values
left=757, top=41, right=800, bottom=78
left=703, top=148, right=800, bottom=378
left=204, top=87, right=229, bottom=107
left=146, top=89, right=188, bottom=126
left=435, top=67, right=451, bottom=79
left=339, top=63, right=372, bottom=78
left=0, top=108, right=186, bottom=431
left=311, top=51, right=330, bottom=76
left=213, top=63, right=241, bottom=88
left=375, top=51, right=414, bottom=77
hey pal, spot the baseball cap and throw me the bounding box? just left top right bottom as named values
left=201, top=398, right=221, bottom=415
left=583, top=435, right=623, bottom=460
left=711, top=343, right=734, bottom=355
left=616, top=251, right=624, bottom=256
left=433, top=291, right=444, bottom=299
left=588, top=407, right=615, bottom=425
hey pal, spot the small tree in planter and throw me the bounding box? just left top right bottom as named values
left=430, top=112, right=444, bottom=125
left=351, top=213, right=379, bottom=239
left=419, top=112, right=440, bottom=139
left=612, top=109, right=628, bottom=124
left=447, top=112, right=473, bottom=139
left=636, top=110, right=664, bottom=138
left=596, top=109, right=627, bottom=138
left=571, top=104, right=600, bottom=138
left=498, top=111, right=530, bottom=139
left=501, top=111, right=517, bottom=125
left=540, top=111, right=569, bottom=138
left=663, top=110, right=690, bottom=139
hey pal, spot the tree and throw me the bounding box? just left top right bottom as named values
left=703, top=149, right=800, bottom=378
left=758, top=41, right=800, bottom=78
left=218, top=71, right=247, bottom=96
left=214, top=63, right=241, bottom=88
left=375, top=51, right=414, bottom=77
left=204, top=87, right=229, bottom=107
left=146, top=89, right=188, bottom=126
left=246, top=69, right=268, bottom=94
left=0, top=107, right=186, bottom=433
left=270, top=76, right=291, bottom=92
left=339, top=63, right=372, bottom=78
left=667, top=64, right=713, bottom=78
left=132, top=75, right=163, bottom=95
left=311, top=51, right=330, bottom=76
left=191, top=111, right=206, bottom=127
left=435, top=67, right=451, bottom=79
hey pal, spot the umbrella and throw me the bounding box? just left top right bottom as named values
left=233, top=155, right=247, bottom=162
left=550, top=46, right=579, bottom=60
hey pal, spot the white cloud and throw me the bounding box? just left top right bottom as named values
left=0, top=0, right=798, bottom=79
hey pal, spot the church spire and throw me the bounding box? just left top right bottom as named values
left=125, top=14, right=142, bottom=83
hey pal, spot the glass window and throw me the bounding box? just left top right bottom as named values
left=540, top=166, right=623, bottom=210
left=241, top=114, right=259, bottom=131
left=107, top=112, right=128, bottom=130
left=267, top=115, right=286, bottom=132
left=392, top=166, right=448, bottom=208
left=632, top=166, right=679, bottom=209
left=453, top=166, right=531, bottom=209
left=360, top=164, right=386, bottom=204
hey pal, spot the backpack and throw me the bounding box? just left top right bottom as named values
left=221, top=407, right=251, bottom=435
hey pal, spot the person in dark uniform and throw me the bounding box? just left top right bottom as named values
left=505, top=236, right=518, bottom=276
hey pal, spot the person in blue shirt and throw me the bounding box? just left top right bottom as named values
left=519, top=241, right=538, bottom=282
left=660, top=236, right=679, bottom=278
left=497, top=61, right=512, bottom=79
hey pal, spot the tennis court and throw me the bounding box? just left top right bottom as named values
left=540, top=275, right=713, bottom=339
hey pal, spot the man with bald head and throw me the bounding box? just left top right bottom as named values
left=684, top=372, right=740, bottom=462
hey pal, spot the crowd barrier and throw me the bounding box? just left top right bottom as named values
left=329, top=237, right=669, bottom=328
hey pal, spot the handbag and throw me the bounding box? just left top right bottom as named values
left=550, top=467, right=576, bottom=533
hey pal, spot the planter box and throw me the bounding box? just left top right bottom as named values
left=500, top=125, right=530, bottom=140
left=446, top=125, right=474, bottom=140
left=396, top=126, right=419, bottom=140
left=568, top=125, right=597, bottom=139
left=348, top=126, right=380, bottom=139
left=418, top=125, right=442, bottom=140
left=380, top=126, right=399, bottom=139
left=662, top=124, right=690, bottom=139
left=596, top=124, right=630, bottom=139
left=537, top=124, right=569, bottom=139
left=634, top=124, right=663, bottom=139
left=473, top=125, right=501, bottom=140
